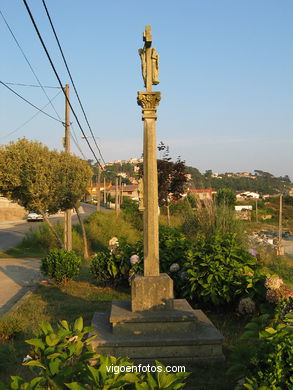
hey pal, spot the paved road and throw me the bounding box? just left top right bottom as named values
left=0, top=258, right=41, bottom=314
left=0, top=203, right=105, bottom=252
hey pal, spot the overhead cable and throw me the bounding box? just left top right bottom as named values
left=0, top=9, right=62, bottom=120
left=4, top=82, right=60, bottom=89
left=21, top=0, right=102, bottom=168
left=41, top=0, right=106, bottom=165
left=0, top=89, right=62, bottom=140
left=0, top=81, right=63, bottom=123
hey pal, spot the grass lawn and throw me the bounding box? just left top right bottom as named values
left=0, top=266, right=130, bottom=382
left=0, top=265, right=248, bottom=389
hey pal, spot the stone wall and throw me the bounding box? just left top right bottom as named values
left=0, top=197, right=26, bottom=222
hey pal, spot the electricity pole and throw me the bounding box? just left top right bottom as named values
left=278, top=193, right=284, bottom=255
left=115, top=177, right=119, bottom=215
left=119, top=176, right=123, bottom=207
left=103, top=176, right=106, bottom=205
left=255, top=198, right=258, bottom=223
left=96, top=164, right=101, bottom=211
left=64, top=84, right=72, bottom=250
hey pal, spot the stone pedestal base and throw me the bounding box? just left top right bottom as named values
left=90, top=299, right=224, bottom=364
left=131, top=273, right=173, bottom=311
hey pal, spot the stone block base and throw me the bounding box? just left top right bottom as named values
left=131, top=273, right=173, bottom=311
left=90, top=299, right=224, bottom=364
left=110, top=299, right=197, bottom=337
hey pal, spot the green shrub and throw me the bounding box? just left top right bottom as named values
left=85, top=212, right=140, bottom=251
left=90, top=225, right=190, bottom=290
left=0, top=316, right=23, bottom=343
left=228, top=298, right=293, bottom=389
left=0, top=317, right=189, bottom=389
left=90, top=239, right=143, bottom=285
left=182, top=233, right=267, bottom=306
left=121, top=197, right=143, bottom=231
left=41, top=249, right=81, bottom=283
left=22, top=224, right=57, bottom=251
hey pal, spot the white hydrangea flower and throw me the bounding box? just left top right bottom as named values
left=108, top=237, right=119, bottom=253
left=237, top=297, right=256, bottom=315
left=265, top=276, right=284, bottom=290
left=23, top=355, right=33, bottom=363
left=169, top=263, right=180, bottom=272
left=109, top=237, right=119, bottom=247
left=130, top=255, right=139, bottom=266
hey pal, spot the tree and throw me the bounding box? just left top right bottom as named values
left=216, top=188, right=236, bottom=208
left=0, top=139, right=93, bottom=255
left=55, top=152, right=92, bottom=258
left=157, top=143, right=188, bottom=224
left=0, top=139, right=63, bottom=246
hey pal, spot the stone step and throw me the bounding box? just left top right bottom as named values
left=90, top=303, right=225, bottom=364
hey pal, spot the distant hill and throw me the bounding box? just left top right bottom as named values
left=185, top=168, right=292, bottom=194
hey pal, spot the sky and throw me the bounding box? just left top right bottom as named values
left=0, top=0, right=292, bottom=180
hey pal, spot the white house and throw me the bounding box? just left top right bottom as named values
left=235, top=205, right=253, bottom=211
left=236, top=191, right=260, bottom=199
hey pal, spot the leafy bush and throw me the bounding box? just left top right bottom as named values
left=182, top=233, right=267, bottom=306
left=90, top=225, right=190, bottom=290
left=85, top=212, right=140, bottom=252
left=228, top=298, right=293, bottom=389
left=121, top=197, right=143, bottom=231
left=0, top=317, right=189, bottom=389
left=90, top=239, right=143, bottom=285
left=22, top=224, right=57, bottom=251
left=41, top=249, right=81, bottom=283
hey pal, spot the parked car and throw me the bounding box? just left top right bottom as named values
left=27, top=212, right=44, bottom=222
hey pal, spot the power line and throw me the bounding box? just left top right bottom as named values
left=21, top=0, right=102, bottom=168
left=70, top=123, right=87, bottom=160
left=0, top=9, right=62, bottom=120
left=4, top=82, right=60, bottom=89
left=41, top=0, right=106, bottom=165
left=0, top=89, right=62, bottom=140
left=0, top=81, right=63, bottom=123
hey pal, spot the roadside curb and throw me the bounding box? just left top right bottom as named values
left=2, top=280, right=40, bottom=316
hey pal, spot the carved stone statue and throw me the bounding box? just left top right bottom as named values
left=138, top=48, right=147, bottom=87
left=138, top=47, right=159, bottom=87
left=151, top=48, right=159, bottom=85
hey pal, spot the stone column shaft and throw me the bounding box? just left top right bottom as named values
left=138, top=91, right=161, bottom=277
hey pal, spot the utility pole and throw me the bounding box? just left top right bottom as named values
left=255, top=198, right=258, bottom=223
left=64, top=84, right=72, bottom=251
left=278, top=193, right=284, bottom=255
left=119, top=176, right=123, bottom=207
left=103, top=177, right=106, bottom=205
left=115, top=176, right=119, bottom=215
left=96, top=164, right=101, bottom=211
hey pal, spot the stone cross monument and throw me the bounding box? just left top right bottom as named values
left=137, top=25, right=161, bottom=277
left=90, top=27, right=224, bottom=362
left=132, top=26, right=173, bottom=311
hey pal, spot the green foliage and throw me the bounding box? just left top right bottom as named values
left=284, top=195, right=293, bottom=206
left=0, top=316, right=23, bottom=343
left=41, top=249, right=81, bottom=283
left=121, top=197, right=143, bottom=231
left=85, top=212, right=140, bottom=252
left=90, top=225, right=189, bottom=289
left=55, top=153, right=92, bottom=212
left=90, top=239, right=143, bottom=285
left=216, top=188, right=236, bottom=207
left=0, top=317, right=189, bottom=389
left=181, top=196, right=247, bottom=248
left=182, top=233, right=266, bottom=306
left=228, top=299, right=293, bottom=389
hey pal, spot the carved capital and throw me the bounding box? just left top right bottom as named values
left=137, top=91, right=161, bottom=110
